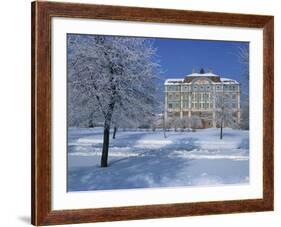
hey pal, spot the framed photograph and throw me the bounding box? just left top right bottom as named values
left=31, top=1, right=274, bottom=226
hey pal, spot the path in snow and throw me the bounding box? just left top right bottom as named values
left=67, top=128, right=249, bottom=191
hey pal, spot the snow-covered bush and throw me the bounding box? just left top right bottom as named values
left=190, top=115, right=203, bottom=130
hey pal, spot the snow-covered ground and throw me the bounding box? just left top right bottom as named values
left=67, top=128, right=249, bottom=191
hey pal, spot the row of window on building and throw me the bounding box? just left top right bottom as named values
left=167, top=92, right=237, bottom=101
left=166, top=84, right=238, bottom=92
left=167, top=100, right=237, bottom=110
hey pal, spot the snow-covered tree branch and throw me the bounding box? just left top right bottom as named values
left=68, top=34, right=160, bottom=167
left=215, top=91, right=238, bottom=139
left=237, top=46, right=249, bottom=130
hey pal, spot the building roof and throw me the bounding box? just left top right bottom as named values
left=165, top=72, right=239, bottom=85
left=184, top=72, right=221, bottom=83
left=185, top=72, right=220, bottom=78
left=164, top=78, right=184, bottom=85
left=220, top=77, right=239, bottom=84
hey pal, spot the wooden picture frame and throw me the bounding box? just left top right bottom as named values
left=31, top=1, right=274, bottom=226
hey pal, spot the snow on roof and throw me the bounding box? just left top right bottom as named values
left=165, top=73, right=239, bottom=85
left=220, top=77, right=239, bottom=84
left=185, top=72, right=220, bottom=77
left=164, top=78, right=184, bottom=85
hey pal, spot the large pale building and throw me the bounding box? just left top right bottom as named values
left=164, top=71, right=241, bottom=128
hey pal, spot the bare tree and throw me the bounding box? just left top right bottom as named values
left=171, top=117, right=182, bottom=132
left=215, top=92, right=238, bottom=139
left=179, top=117, right=190, bottom=132
left=237, top=46, right=249, bottom=130
left=240, top=96, right=249, bottom=130
left=190, top=115, right=202, bottom=131
left=111, top=103, right=153, bottom=139
left=165, top=118, right=173, bottom=132
left=162, top=113, right=167, bottom=138
left=68, top=34, right=160, bottom=167
left=238, top=46, right=249, bottom=79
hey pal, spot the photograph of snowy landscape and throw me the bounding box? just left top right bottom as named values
left=67, top=34, right=249, bottom=192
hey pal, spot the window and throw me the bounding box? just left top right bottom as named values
left=183, top=86, right=189, bottom=91
left=192, top=93, right=196, bottom=101
left=183, top=101, right=189, bottom=108
left=203, top=93, right=208, bottom=99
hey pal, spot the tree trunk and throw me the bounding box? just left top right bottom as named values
left=100, top=106, right=114, bottom=167
left=220, top=117, right=223, bottom=140
left=112, top=126, right=117, bottom=139
left=100, top=99, right=115, bottom=167
left=99, top=62, right=120, bottom=167
left=163, top=116, right=167, bottom=138
left=101, top=127, right=110, bottom=167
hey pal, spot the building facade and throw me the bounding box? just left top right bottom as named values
left=164, top=71, right=241, bottom=128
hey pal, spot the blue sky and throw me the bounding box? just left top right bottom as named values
left=152, top=38, right=249, bottom=85
left=68, top=34, right=249, bottom=93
